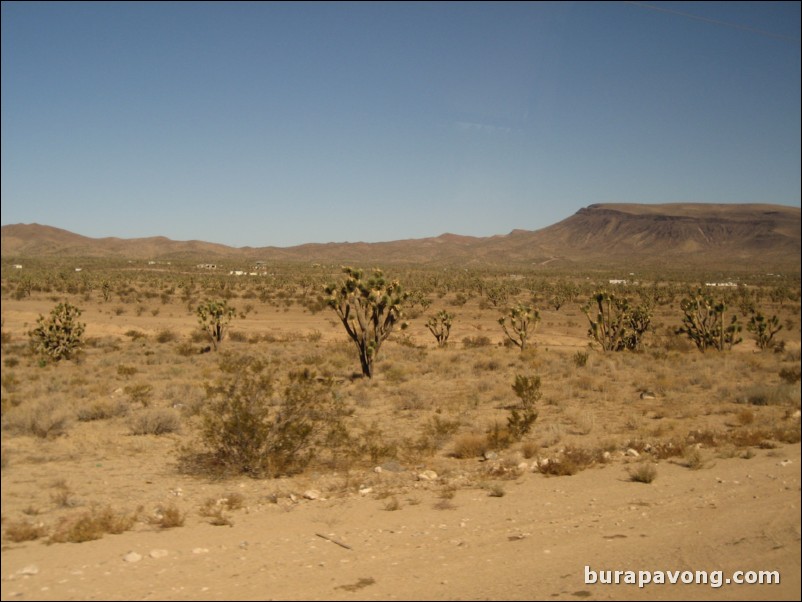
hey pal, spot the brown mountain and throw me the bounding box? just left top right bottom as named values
left=2, top=203, right=799, bottom=272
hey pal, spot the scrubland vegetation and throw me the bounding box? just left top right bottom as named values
left=1, top=258, right=799, bottom=543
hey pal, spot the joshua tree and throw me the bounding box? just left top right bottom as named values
left=676, top=290, right=742, bottom=352
left=325, top=267, right=407, bottom=378
left=196, top=299, right=236, bottom=350
left=747, top=310, right=783, bottom=351
left=29, top=302, right=85, bottom=361
left=581, top=291, right=652, bottom=352
left=498, top=303, right=540, bottom=351
left=426, top=310, right=454, bottom=348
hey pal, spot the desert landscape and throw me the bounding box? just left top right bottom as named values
left=1, top=204, right=800, bottom=600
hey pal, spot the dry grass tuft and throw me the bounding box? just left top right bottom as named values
left=129, top=408, right=182, bottom=435
left=49, top=506, right=136, bottom=543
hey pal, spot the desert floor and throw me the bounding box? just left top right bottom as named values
left=2, top=277, right=800, bottom=601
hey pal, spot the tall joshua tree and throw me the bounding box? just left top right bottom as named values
left=325, top=267, right=407, bottom=378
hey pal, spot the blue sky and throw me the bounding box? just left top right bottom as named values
left=2, top=1, right=800, bottom=248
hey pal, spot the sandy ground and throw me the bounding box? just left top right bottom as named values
left=2, top=442, right=799, bottom=601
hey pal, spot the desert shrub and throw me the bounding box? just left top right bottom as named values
left=2, top=371, right=19, bottom=393
left=4, top=398, right=72, bottom=438
left=124, top=329, right=148, bottom=341
left=50, top=480, right=76, bottom=508
left=187, top=355, right=352, bottom=477
left=124, top=383, right=154, bottom=407
left=198, top=499, right=234, bottom=526
left=4, top=519, right=48, bottom=542
left=48, top=505, right=136, bottom=543
left=473, top=358, right=502, bottom=371
left=462, top=335, right=492, bottom=348
left=129, top=409, right=182, bottom=435
left=354, top=422, right=397, bottom=465
left=519, top=440, right=539, bottom=459
left=155, top=328, right=178, bottom=344
left=190, top=329, right=209, bottom=343
left=28, top=302, right=85, bottom=361
left=221, top=492, right=245, bottom=510
left=628, top=462, right=658, bottom=483
left=779, top=365, right=801, bottom=384
left=681, top=446, right=709, bottom=470
left=485, top=422, right=516, bottom=451
left=76, top=400, right=128, bottom=422
left=538, top=446, right=605, bottom=476
left=740, top=384, right=797, bottom=406
left=487, top=483, right=506, bottom=497
left=228, top=330, right=248, bottom=343
left=117, top=364, right=138, bottom=379
left=452, top=433, right=489, bottom=459
left=150, top=503, right=185, bottom=528
left=176, top=341, right=197, bottom=357
left=573, top=350, right=589, bottom=367
left=507, top=374, right=540, bottom=441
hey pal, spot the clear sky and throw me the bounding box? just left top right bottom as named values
left=2, top=1, right=800, bottom=248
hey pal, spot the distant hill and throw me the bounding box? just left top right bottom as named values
left=2, top=203, right=799, bottom=272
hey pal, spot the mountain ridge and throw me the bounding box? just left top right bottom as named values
left=2, top=203, right=799, bottom=271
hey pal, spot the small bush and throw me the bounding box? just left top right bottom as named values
left=125, top=383, right=154, bottom=407
left=628, top=462, right=658, bottom=483
left=151, top=503, right=185, bottom=528
left=176, top=341, right=196, bottom=357
left=487, top=483, right=506, bottom=497
left=507, top=374, right=540, bottom=441
left=129, top=409, right=182, bottom=435
left=452, top=433, right=489, bottom=459
left=77, top=400, right=128, bottom=422
left=155, top=329, right=178, bottom=344
left=462, top=335, right=492, bottom=348
left=383, top=497, right=401, bottom=511
left=538, top=446, right=603, bottom=476
left=779, top=365, right=801, bottom=384
left=520, top=440, right=539, bottom=459
left=5, top=399, right=72, bottom=439
left=573, top=350, right=589, bottom=367
left=199, top=498, right=234, bottom=526
left=221, top=492, right=245, bottom=510
left=741, top=384, right=796, bottom=406
left=48, top=506, right=136, bottom=543
left=228, top=330, right=248, bottom=343
left=185, top=356, right=351, bottom=478
left=682, top=446, right=709, bottom=470
left=4, top=519, right=48, bottom=542
left=117, top=364, right=138, bottom=379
